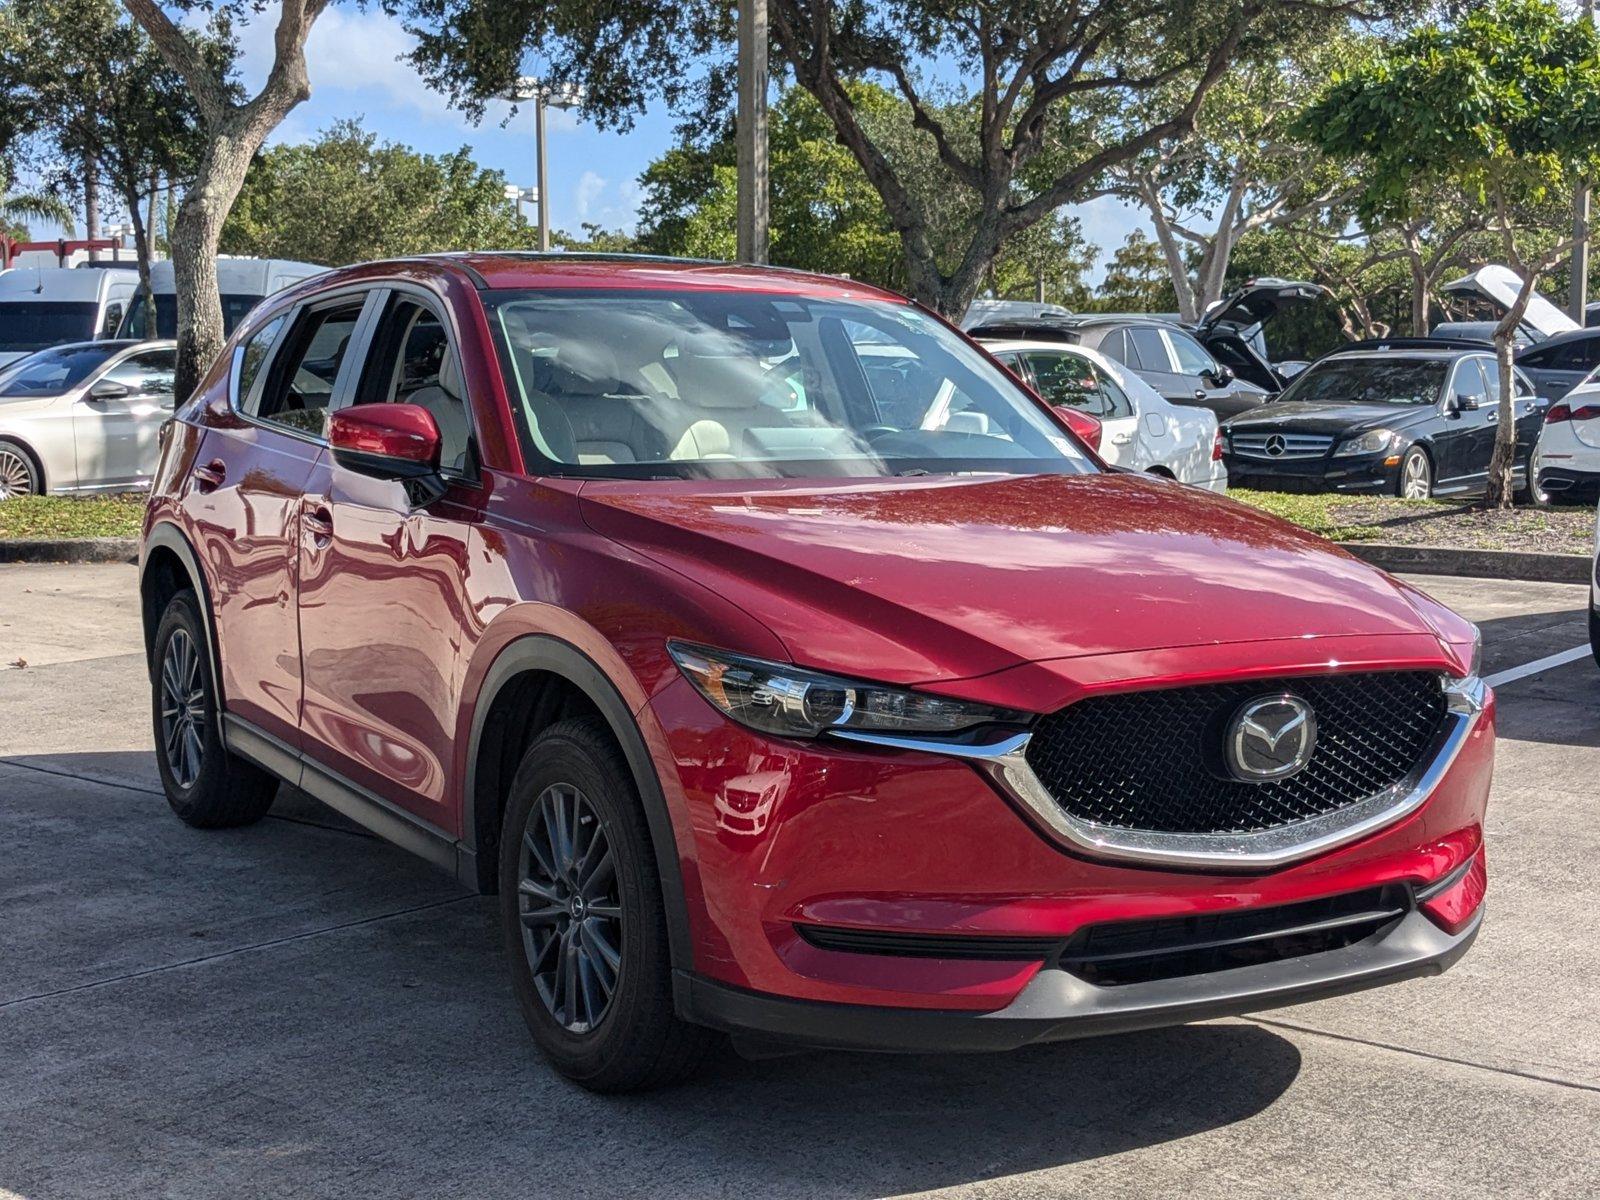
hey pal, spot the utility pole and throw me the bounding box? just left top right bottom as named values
left=1572, top=0, right=1597, bottom=324
left=736, top=0, right=769, bottom=264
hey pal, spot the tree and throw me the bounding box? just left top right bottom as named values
left=0, top=0, right=227, bottom=311
left=0, top=163, right=75, bottom=241
left=223, top=121, right=536, bottom=263
left=398, top=0, right=1409, bottom=319
left=122, top=0, right=334, bottom=398
left=1300, top=0, right=1600, bottom=506
left=1094, top=34, right=1365, bottom=322
left=1093, top=230, right=1178, bottom=312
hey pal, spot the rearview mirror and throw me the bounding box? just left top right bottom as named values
left=1052, top=403, right=1103, bottom=452
left=329, top=402, right=446, bottom=505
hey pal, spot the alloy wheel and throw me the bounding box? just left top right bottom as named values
left=518, top=782, right=623, bottom=1034
left=159, top=628, right=207, bottom=789
left=1401, top=452, right=1431, bottom=499
left=0, top=447, right=36, bottom=499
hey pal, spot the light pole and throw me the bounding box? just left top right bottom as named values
left=105, top=222, right=135, bottom=262
left=736, top=0, right=769, bottom=263
left=506, top=77, right=585, bottom=252
left=503, top=184, right=539, bottom=226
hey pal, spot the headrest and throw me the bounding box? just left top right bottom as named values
left=538, top=338, right=622, bottom=397
left=669, top=352, right=768, bottom=410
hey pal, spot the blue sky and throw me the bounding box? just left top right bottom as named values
left=41, top=4, right=1147, bottom=283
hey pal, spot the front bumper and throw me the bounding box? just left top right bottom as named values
left=678, top=904, right=1482, bottom=1053
left=1223, top=450, right=1395, bottom=494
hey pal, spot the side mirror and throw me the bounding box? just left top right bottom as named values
left=1451, top=394, right=1482, bottom=413
left=330, top=402, right=446, bottom=505
left=1203, top=364, right=1235, bottom=388
left=88, top=379, right=130, bottom=401
left=1053, top=404, right=1103, bottom=452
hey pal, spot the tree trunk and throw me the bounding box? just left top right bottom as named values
left=170, top=130, right=260, bottom=399
left=119, top=176, right=155, bottom=335
left=83, top=159, right=100, bottom=261
left=1485, top=331, right=1520, bottom=509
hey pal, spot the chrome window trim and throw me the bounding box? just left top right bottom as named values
left=833, top=673, right=1488, bottom=871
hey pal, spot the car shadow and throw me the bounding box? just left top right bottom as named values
left=1, top=749, right=1304, bottom=1199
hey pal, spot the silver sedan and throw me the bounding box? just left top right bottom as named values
left=0, top=339, right=179, bottom=498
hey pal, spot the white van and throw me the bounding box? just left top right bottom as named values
left=0, top=267, right=139, bottom=368
left=119, top=257, right=328, bottom=340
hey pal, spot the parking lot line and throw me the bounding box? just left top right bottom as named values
left=1484, top=645, right=1593, bottom=689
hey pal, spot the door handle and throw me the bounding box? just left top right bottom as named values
left=1110, top=433, right=1135, bottom=445
left=1194, top=389, right=1208, bottom=400
left=193, top=459, right=226, bottom=493
left=303, top=504, right=334, bottom=548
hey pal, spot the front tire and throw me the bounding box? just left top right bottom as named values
left=1397, top=446, right=1433, bottom=499
left=151, top=591, right=278, bottom=828
left=498, top=717, right=713, bottom=1092
left=0, top=438, right=41, bottom=499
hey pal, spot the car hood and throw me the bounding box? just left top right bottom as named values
left=0, top=392, right=61, bottom=418
left=579, top=472, right=1448, bottom=685
left=1224, top=401, right=1436, bottom=437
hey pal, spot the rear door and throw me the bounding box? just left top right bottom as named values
left=189, top=293, right=370, bottom=748
left=72, top=347, right=177, bottom=488
left=1017, top=348, right=1143, bottom=466
left=1519, top=335, right=1600, bottom=401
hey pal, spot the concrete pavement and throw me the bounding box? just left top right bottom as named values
left=1, top=564, right=1598, bottom=1199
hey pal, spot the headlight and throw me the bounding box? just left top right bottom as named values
left=668, top=642, right=1025, bottom=739
left=1333, top=428, right=1402, bottom=457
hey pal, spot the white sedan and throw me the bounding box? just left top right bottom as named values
left=981, top=337, right=1228, bottom=491
left=0, top=339, right=178, bottom=499
left=1530, top=374, right=1600, bottom=507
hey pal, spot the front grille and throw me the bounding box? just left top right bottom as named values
left=1229, top=431, right=1334, bottom=459
left=1023, top=671, right=1449, bottom=835
left=1059, top=885, right=1411, bottom=986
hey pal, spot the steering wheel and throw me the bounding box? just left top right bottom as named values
left=861, top=425, right=901, bottom=443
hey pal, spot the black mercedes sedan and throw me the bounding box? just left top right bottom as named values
left=1220, top=339, right=1544, bottom=498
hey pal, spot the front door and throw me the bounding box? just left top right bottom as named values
left=296, top=288, right=484, bottom=830
left=73, top=347, right=177, bottom=488
left=1435, top=358, right=1493, bottom=491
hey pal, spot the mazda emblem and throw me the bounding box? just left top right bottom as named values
left=1226, top=694, right=1317, bottom=781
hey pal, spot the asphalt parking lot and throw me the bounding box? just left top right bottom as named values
left=2, top=563, right=1598, bottom=1199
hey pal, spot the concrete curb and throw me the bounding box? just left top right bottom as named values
left=1344, top=541, right=1593, bottom=584
left=0, top=537, right=138, bottom=564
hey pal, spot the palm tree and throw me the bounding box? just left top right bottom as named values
left=0, top=164, right=74, bottom=240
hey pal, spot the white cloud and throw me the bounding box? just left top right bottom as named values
left=574, top=171, right=607, bottom=222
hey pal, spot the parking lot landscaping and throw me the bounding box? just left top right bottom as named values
left=0, top=495, right=144, bottom=541
left=1232, top=490, right=1596, bottom=557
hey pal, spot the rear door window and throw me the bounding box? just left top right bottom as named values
left=1022, top=351, right=1133, bottom=418
left=247, top=300, right=366, bottom=438
left=1127, top=327, right=1171, bottom=373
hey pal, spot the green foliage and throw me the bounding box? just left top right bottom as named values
left=1298, top=0, right=1600, bottom=221
left=222, top=121, right=537, bottom=264
left=636, top=85, right=1094, bottom=300
left=1092, top=232, right=1178, bottom=312
left=0, top=0, right=226, bottom=222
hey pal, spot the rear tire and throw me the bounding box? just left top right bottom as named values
left=1397, top=446, right=1432, bottom=499
left=499, top=716, right=713, bottom=1092
left=151, top=590, right=278, bottom=828
left=0, top=438, right=41, bottom=499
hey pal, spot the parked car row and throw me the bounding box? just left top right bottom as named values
left=0, top=257, right=325, bottom=498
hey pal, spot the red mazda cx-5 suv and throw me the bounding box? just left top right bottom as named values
left=139, top=254, right=1492, bottom=1091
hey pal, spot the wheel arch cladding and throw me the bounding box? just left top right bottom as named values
left=140, top=524, right=216, bottom=680
left=463, top=635, right=695, bottom=975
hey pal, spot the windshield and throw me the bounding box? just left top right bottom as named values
left=1277, top=357, right=1448, bottom=406
left=120, top=292, right=264, bottom=339
left=0, top=343, right=119, bottom=397
left=486, top=289, right=1095, bottom=479
left=0, top=302, right=99, bottom=353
